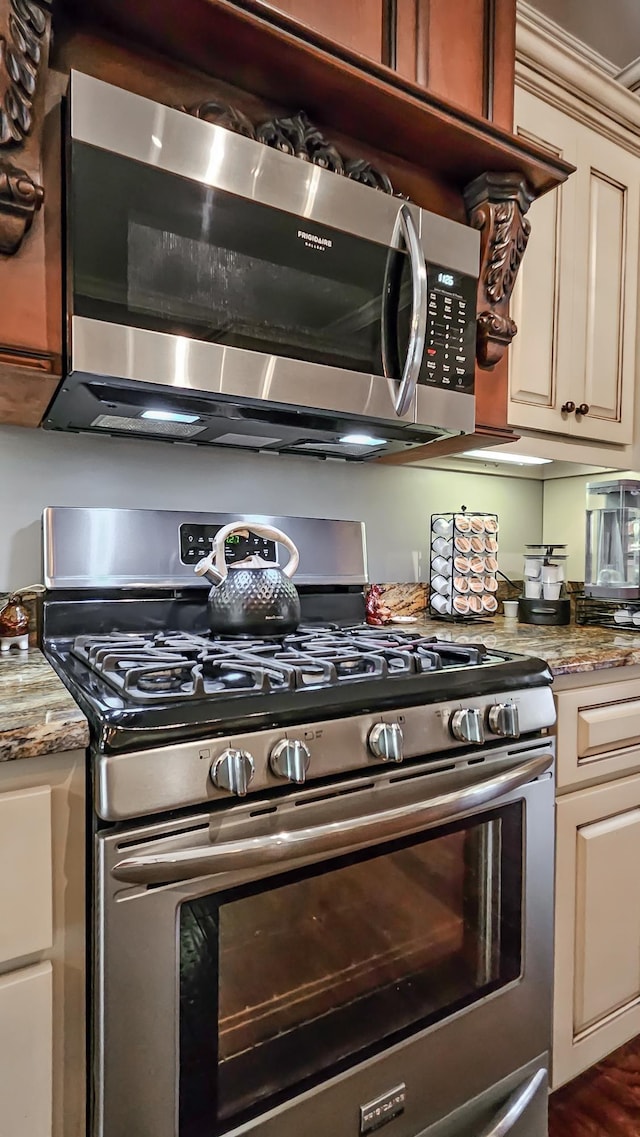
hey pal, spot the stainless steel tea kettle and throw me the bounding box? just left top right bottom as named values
left=195, top=522, right=301, bottom=636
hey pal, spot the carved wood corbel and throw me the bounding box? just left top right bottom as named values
left=464, top=172, right=534, bottom=369
left=0, top=0, right=52, bottom=254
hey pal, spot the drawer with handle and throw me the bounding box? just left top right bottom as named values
left=556, top=678, right=640, bottom=790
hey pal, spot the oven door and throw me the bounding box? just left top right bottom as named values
left=53, top=71, right=476, bottom=453
left=95, top=740, right=554, bottom=1137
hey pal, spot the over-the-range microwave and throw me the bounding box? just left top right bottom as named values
left=46, top=71, right=481, bottom=461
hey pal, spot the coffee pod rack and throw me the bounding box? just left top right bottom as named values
left=429, top=508, right=499, bottom=621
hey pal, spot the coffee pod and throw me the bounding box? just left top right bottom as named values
left=454, top=575, right=469, bottom=593
left=455, top=536, right=471, bottom=554
left=484, top=575, right=498, bottom=592
left=452, top=595, right=469, bottom=615
left=543, top=582, right=561, bottom=600
left=431, top=592, right=451, bottom=615
left=453, top=555, right=470, bottom=575
left=432, top=555, right=452, bottom=575
left=470, top=535, right=485, bottom=554
left=485, top=555, right=498, bottom=573
left=432, top=574, right=451, bottom=595
left=432, top=536, right=453, bottom=557
left=432, top=517, right=453, bottom=539
left=468, top=593, right=483, bottom=613
left=469, top=576, right=484, bottom=593
left=470, top=516, right=485, bottom=534
left=469, top=555, right=485, bottom=575
left=484, top=518, right=498, bottom=534
left=485, top=537, right=498, bottom=553
left=482, top=594, right=498, bottom=612
left=455, top=514, right=471, bottom=533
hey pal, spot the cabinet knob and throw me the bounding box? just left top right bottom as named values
left=560, top=401, right=576, bottom=414
left=576, top=403, right=590, bottom=416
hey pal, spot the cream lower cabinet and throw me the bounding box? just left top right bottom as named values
left=0, top=963, right=53, bottom=1137
left=0, top=754, right=85, bottom=1137
left=553, top=674, right=640, bottom=1088
left=510, top=85, right=639, bottom=447
left=555, top=774, right=640, bottom=1087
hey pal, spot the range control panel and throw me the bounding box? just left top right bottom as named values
left=180, top=524, right=277, bottom=567
left=420, top=263, right=477, bottom=394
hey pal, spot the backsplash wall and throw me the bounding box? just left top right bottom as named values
left=0, top=425, right=543, bottom=591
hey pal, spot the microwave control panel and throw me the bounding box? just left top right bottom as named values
left=420, top=264, right=477, bottom=394
left=180, top=525, right=276, bottom=566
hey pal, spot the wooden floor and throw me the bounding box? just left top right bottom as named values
left=549, top=1036, right=640, bottom=1136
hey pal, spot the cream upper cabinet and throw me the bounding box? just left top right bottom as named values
left=510, top=86, right=639, bottom=446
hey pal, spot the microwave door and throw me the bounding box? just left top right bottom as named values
left=381, top=204, right=428, bottom=419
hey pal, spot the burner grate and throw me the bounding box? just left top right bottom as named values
left=70, top=626, right=498, bottom=705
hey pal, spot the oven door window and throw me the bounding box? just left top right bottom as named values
left=70, top=143, right=413, bottom=378
left=179, top=805, right=522, bottom=1136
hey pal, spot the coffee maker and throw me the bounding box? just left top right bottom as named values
left=585, top=478, right=640, bottom=599
left=519, top=543, right=570, bottom=625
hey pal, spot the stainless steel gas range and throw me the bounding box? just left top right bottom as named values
left=42, top=507, right=556, bottom=1137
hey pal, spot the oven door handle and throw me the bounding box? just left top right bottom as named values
left=477, top=1068, right=546, bottom=1137
left=111, top=751, right=552, bottom=886
left=381, top=203, right=428, bottom=418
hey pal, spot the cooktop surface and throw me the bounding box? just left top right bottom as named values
left=46, top=623, right=553, bottom=754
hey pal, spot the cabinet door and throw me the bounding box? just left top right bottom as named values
left=509, top=90, right=579, bottom=435
left=0, top=786, right=52, bottom=966
left=0, top=962, right=53, bottom=1137
left=568, top=125, right=639, bottom=444
left=259, top=0, right=385, bottom=62
left=511, top=88, right=639, bottom=445
left=554, top=773, right=640, bottom=1087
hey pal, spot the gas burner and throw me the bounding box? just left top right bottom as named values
left=69, top=626, right=501, bottom=705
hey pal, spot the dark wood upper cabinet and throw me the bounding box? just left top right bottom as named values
left=242, top=0, right=515, bottom=128
left=260, top=0, right=387, bottom=64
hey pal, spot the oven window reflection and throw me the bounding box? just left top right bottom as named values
left=179, top=806, right=522, bottom=1135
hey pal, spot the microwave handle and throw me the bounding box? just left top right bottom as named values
left=111, top=751, right=552, bottom=886
left=382, top=204, right=428, bottom=417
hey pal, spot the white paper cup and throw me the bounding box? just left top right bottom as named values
left=524, top=558, right=541, bottom=580
left=432, top=537, right=452, bottom=557
left=432, top=555, right=452, bottom=575
left=614, top=609, right=632, bottom=625
left=432, top=574, right=451, bottom=595
left=525, top=580, right=542, bottom=599
left=543, top=582, right=561, bottom=600
left=542, top=565, right=560, bottom=585
left=503, top=600, right=519, bottom=618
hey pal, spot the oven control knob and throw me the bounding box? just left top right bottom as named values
left=270, top=739, right=311, bottom=784
left=449, top=708, right=484, bottom=745
left=488, top=702, right=520, bottom=739
left=368, top=722, right=404, bottom=763
left=211, top=749, right=255, bottom=797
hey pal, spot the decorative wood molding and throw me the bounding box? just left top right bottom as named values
left=0, top=160, right=43, bottom=252
left=464, top=172, right=534, bottom=370
left=0, top=0, right=51, bottom=255
left=516, top=2, right=640, bottom=151
left=184, top=100, right=395, bottom=193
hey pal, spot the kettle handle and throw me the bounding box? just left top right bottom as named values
left=213, top=523, right=300, bottom=580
